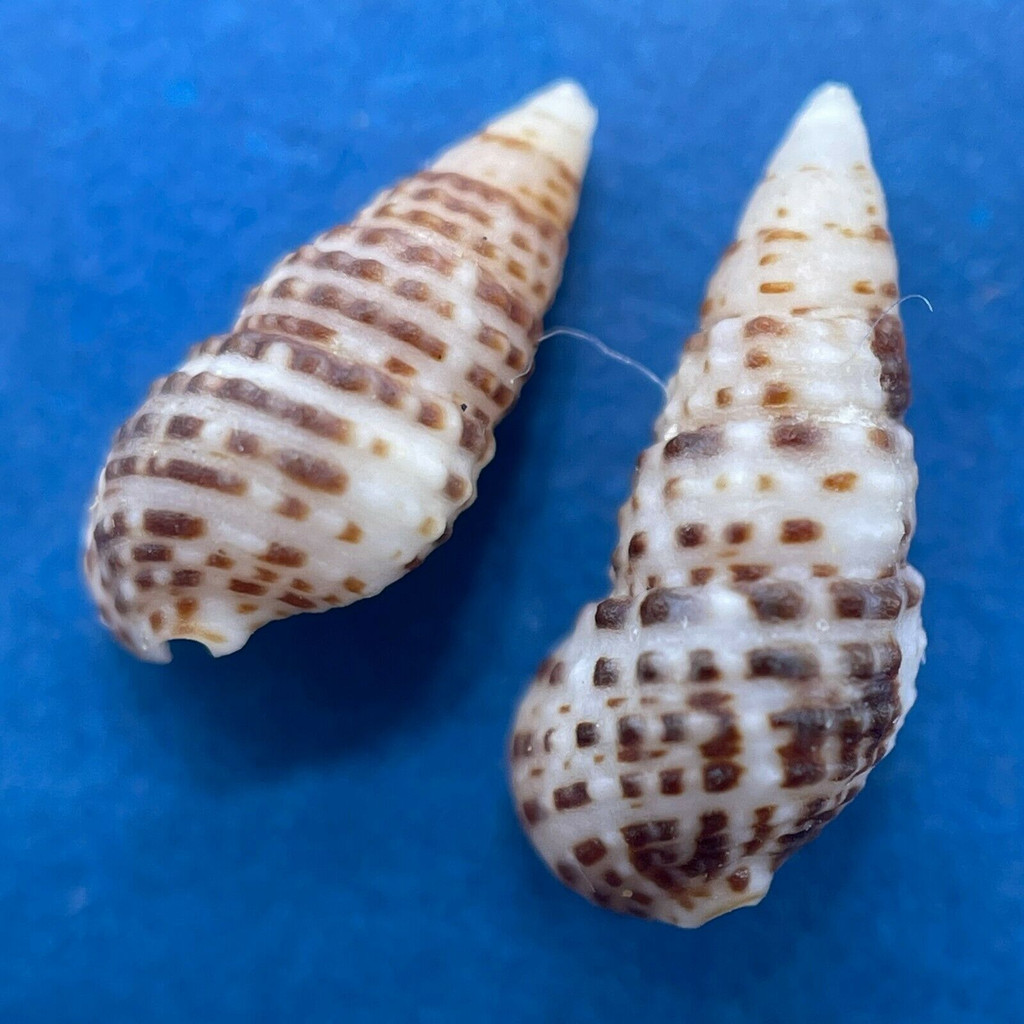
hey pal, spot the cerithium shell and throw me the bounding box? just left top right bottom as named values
left=509, top=84, right=926, bottom=927
left=84, top=82, right=596, bottom=662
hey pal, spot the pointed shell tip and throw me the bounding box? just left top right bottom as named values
left=765, top=81, right=870, bottom=177
left=795, top=82, right=861, bottom=123
left=483, top=79, right=596, bottom=177
left=522, top=79, right=597, bottom=136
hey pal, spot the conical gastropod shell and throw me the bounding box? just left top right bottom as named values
left=85, top=82, right=596, bottom=662
left=509, top=84, right=925, bottom=927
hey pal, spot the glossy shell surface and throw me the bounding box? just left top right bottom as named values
left=85, top=82, right=596, bottom=661
left=509, top=84, right=925, bottom=927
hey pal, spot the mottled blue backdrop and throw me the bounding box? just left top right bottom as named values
left=1, top=2, right=1021, bottom=1021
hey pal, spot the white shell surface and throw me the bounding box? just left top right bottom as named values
left=509, top=84, right=925, bottom=927
left=84, top=82, right=596, bottom=662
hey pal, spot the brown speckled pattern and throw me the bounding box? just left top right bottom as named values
left=84, top=83, right=596, bottom=661
left=509, top=84, right=925, bottom=928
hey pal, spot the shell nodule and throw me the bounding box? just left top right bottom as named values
left=509, top=83, right=926, bottom=928
left=84, top=81, right=597, bottom=662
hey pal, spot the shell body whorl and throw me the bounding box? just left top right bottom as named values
left=85, top=82, right=596, bottom=661
left=509, top=84, right=925, bottom=927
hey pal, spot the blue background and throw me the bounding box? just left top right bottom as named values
left=2, top=1, right=1021, bottom=1020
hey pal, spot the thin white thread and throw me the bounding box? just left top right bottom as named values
left=529, top=326, right=669, bottom=396
left=865, top=293, right=934, bottom=338
left=515, top=298, right=932, bottom=397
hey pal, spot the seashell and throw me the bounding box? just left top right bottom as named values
left=84, top=81, right=596, bottom=662
left=508, top=84, right=925, bottom=927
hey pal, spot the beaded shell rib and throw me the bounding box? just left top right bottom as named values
left=509, top=84, right=925, bottom=927
left=84, top=82, right=596, bottom=662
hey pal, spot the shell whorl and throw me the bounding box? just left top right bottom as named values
left=84, top=82, right=596, bottom=662
left=509, top=84, right=925, bottom=927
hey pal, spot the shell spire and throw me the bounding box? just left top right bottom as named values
left=701, top=83, right=898, bottom=328
left=509, top=84, right=925, bottom=927
left=85, top=82, right=596, bottom=662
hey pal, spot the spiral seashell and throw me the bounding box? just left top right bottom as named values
left=84, top=81, right=596, bottom=662
left=509, top=84, right=925, bottom=927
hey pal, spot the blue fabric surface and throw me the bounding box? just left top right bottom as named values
left=1, top=1, right=1021, bottom=1020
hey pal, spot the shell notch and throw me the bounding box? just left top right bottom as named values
left=84, top=81, right=597, bottom=662
left=508, top=83, right=925, bottom=928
